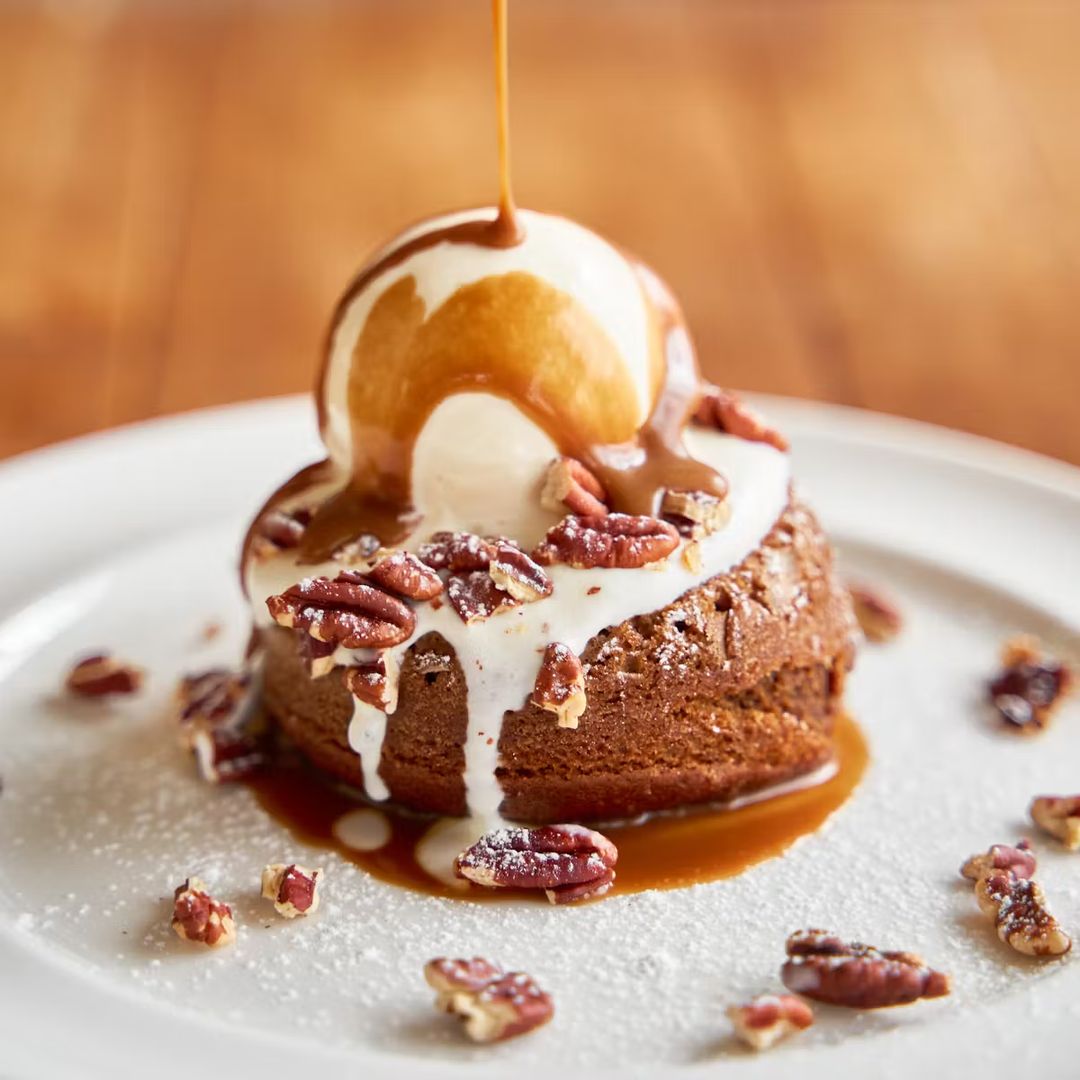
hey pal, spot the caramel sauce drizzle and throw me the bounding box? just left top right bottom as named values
left=250, top=0, right=725, bottom=564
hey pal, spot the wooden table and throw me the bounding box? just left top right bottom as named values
left=3, top=0, right=1079, bottom=464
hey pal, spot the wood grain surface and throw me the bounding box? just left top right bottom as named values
left=2, top=0, right=1078, bottom=463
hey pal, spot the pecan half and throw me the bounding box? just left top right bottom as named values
left=171, top=877, right=235, bottom=948
left=266, top=572, right=415, bottom=649
left=661, top=488, right=729, bottom=538
left=532, top=513, right=679, bottom=570
left=65, top=654, right=143, bottom=698
left=540, top=456, right=608, bottom=517
left=988, top=635, right=1073, bottom=733
left=531, top=643, right=587, bottom=729
left=781, top=930, right=950, bottom=1008
left=418, top=531, right=498, bottom=573
left=960, top=840, right=1036, bottom=882
left=343, top=651, right=400, bottom=712
left=975, top=870, right=1072, bottom=957
left=1030, top=795, right=1080, bottom=851
left=455, top=824, right=618, bottom=905
left=261, top=863, right=322, bottom=918
left=848, top=583, right=904, bottom=644
left=367, top=551, right=444, bottom=601
left=726, top=994, right=814, bottom=1052
left=693, top=386, right=789, bottom=452
left=489, top=542, right=553, bottom=603
left=446, top=571, right=519, bottom=624
left=424, top=957, right=554, bottom=1044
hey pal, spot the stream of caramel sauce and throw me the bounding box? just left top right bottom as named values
left=244, top=714, right=867, bottom=902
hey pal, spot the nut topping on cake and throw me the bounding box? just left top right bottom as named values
left=252, top=507, right=312, bottom=557
left=261, top=863, right=322, bottom=918
left=65, top=654, right=143, bottom=698
left=296, top=631, right=337, bottom=677
left=171, top=877, right=235, bottom=948
left=781, top=930, right=950, bottom=1008
left=988, top=635, right=1073, bottom=733
left=848, top=583, right=904, bottom=644
left=446, top=571, right=519, bottom=624
left=418, top=531, right=498, bottom=573
left=960, top=839, right=1036, bottom=882
left=488, top=542, right=553, bottom=603
left=974, top=870, right=1072, bottom=957
left=540, top=456, right=608, bottom=517
left=367, top=551, right=444, bottom=601
left=726, top=994, right=814, bottom=1051
left=1030, top=795, right=1080, bottom=850
left=267, top=572, right=416, bottom=649
left=455, top=824, right=617, bottom=904
left=693, top=385, right=789, bottom=452
left=661, top=488, right=729, bottom=538
left=532, top=513, right=679, bottom=569
left=424, top=957, right=554, bottom=1043
left=343, top=651, right=400, bottom=712
left=531, top=643, right=587, bottom=728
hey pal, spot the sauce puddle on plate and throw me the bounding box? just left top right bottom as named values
left=245, top=713, right=867, bottom=901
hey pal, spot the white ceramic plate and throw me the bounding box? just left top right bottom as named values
left=1, top=395, right=1078, bottom=1079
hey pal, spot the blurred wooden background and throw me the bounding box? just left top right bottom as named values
left=2, top=0, right=1079, bottom=463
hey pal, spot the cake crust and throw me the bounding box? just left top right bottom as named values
left=261, top=499, right=855, bottom=823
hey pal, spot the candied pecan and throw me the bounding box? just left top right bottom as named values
left=988, top=635, right=1073, bottom=733
left=727, top=994, right=814, bottom=1052
left=446, top=571, right=519, bottom=624
left=171, top=877, right=235, bottom=948
left=343, top=651, right=400, bottom=712
left=531, top=643, right=587, bottom=729
left=253, top=506, right=312, bottom=555
left=261, top=863, right=322, bottom=918
left=176, top=669, right=252, bottom=734
left=781, top=930, right=950, bottom=1008
left=540, top=456, right=608, bottom=517
left=848, top=583, right=904, bottom=644
left=960, top=840, right=1036, bottom=882
left=455, top=824, right=617, bottom=905
left=266, top=571, right=415, bottom=649
left=65, top=654, right=143, bottom=698
left=1030, top=795, right=1080, bottom=851
left=191, top=726, right=265, bottom=783
left=532, top=513, right=679, bottom=570
left=295, top=631, right=337, bottom=677
left=489, top=542, right=553, bottom=603
left=367, top=551, right=444, bottom=601
left=693, top=385, right=789, bottom=452
left=175, top=667, right=264, bottom=781
left=418, top=531, right=498, bottom=573
left=661, top=488, right=729, bottom=538
left=975, top=870, right=1072, bottom=957
left=424, top=957, right=554, bottom=1044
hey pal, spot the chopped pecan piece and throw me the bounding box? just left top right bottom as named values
left=261, top=863, right=322, bottom=918
left=988, top=635, right=1073, bottom=733
left=266, top=571, right=415, bottom=649
left=65, top=654, right=143, bottom=698
left=781, top=930, right=950, bottom=1008
left=418, top=531, right=498, bottom=573
left=975, top=870, right=1072, bottom=957
left=661, top=488, right=729, bottom=538
left=1030, top=795, right=1080, bottom=851
left=252, top=506, right=312, bottom=556
left=176, top=669, right=252, bottom=735
left=681, top=539, right=703, bottom=574
left=295, top=631, right=337, bottom=677
left=176, top=668, right=265, bottom=782
left=367, top=551, right=444, bottom=601
left=727, top=994, right=814, bottom=1052
left=532, top=513, right=679, bottom=570
left=446, top=571, right=519, bottom=624
left=191, top=727, right=265, bottom=783
left=531, top=643, right=587, bottom=729
left=455, top=824, right=617, bottom=905
left=960, top=840, right=1036, bottom=882
left=489, top=542, right=553, bottom=603
left=171, top=877, right=235, bottom=948
left=343, top=651, right=400, bottom=712
left=848, top=583, right=904, bottom=644
left=540, top=456, right=608, bottom=517
left=693, top=386, right=789, bottom=452
left=424, top=957, right=554, bottom=1044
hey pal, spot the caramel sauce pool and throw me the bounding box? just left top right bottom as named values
left=244, top=714, right=867, bottom=901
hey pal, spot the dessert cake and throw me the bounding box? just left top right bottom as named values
left=242, top=206, right=857, bottom=837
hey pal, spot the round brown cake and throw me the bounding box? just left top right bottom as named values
left=260, top=498, right=854, bottom=823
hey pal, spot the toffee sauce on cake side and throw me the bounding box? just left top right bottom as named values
left=243, top=713, right=867, bottom=902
